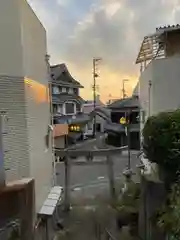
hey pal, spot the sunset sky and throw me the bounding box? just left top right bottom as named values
left=28, top=0, right=180, bottom=102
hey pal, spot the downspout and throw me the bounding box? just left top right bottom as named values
left=45, top=54, right=56, bottom=186
left=148, top=80, right=152, bottom=117
left=0, top=114, right=5, bottom=188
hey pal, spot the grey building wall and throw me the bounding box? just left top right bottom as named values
left=139, top=177, right=166, bottom=240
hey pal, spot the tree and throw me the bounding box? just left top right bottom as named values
left=143, top=110, right=180, bottom=184
left=157, top=182, right=180, bottom=240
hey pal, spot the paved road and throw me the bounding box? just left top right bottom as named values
left=56, top=151, right=139, bottom=198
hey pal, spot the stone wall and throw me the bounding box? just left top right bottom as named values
left=138, top=177, right=166, bottom=240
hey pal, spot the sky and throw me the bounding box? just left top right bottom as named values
left=28, top=0, right=180, bottom=102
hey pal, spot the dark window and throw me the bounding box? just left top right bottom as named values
left=65, top=102, right=75, bottom=114
left=111, top=112, right=125, bottom=123
left=76, top=103, right=81, bottom=112
left=53, top=104, right=57, bottom=114
left=129, top=111, right=139, bottom=124
left=73, top=88, right=78, bottom=95
left=66, top=87, right=70, bottom=93
left=96, top=123, right=101, bottom=132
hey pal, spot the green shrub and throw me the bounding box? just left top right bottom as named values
left=143, top=110, right=180, bottom=183
left=116, top=181, right=140, bottom=212
left=157, top=182, right=180, bottom=240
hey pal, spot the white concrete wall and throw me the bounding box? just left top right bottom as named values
left=19, top=0, right=52, bottom=212
left=139, top=55, right=180, bottom=142
left=152, top=56, right=180, bottom=114
left=0, top=0, right=23, bottom=76
left=140, top=56, right=180, bottom=116
left=0, top=0, right=30, bottom=182
left=139, top=62, right=153, bottom=120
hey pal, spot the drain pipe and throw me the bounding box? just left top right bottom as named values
left=0, top=114, right=6, bottom=188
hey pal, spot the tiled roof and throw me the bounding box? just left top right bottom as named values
left=108, top=96, right=140, bottom=109
left=50, top=64, right=83, bottom=88
left=90, top=107, right=111, bottom=122
left=52, top=93, right=85, bottom=104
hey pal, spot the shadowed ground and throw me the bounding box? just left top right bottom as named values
left=55, top=191, right=139, bottom=240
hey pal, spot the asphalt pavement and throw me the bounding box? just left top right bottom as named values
left=55, top=151, right=139, bottom=198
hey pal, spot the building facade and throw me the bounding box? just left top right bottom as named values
left=106, top=96, right=140, bottom=150
left=136, top=25, right=180, bottom=133
left=51, top=64, right=90, bottom=143
left=51, top=64, right=84, bottom=117
left=83, top=95, right=108, bottom=135
left=0, top=0, right=52, bottom=213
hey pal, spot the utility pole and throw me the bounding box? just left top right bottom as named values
left=122, top=79, right=129, bottom=99
left=92, top=58, right=101, bottom=138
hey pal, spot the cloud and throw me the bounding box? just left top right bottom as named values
left=28, top=0, right=180, bottom=101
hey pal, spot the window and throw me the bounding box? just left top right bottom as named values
left=62, top=87, right=66, bottom=93
left=53, top=86, right=60, bottom=94
left=57, top=105, right=62, bottom=113
left=73, top=88, right=78, bottom=95
left=64, top=102, right=76, bottom=115
left=129, top=111, right=139, bottom=124
left=76, top=103, right=81, bottom=113
left=88, top=122, right=92, bottom=130
left=68, top=88, right=73, bottom=94
left=53, top=104, right=57, bottom=114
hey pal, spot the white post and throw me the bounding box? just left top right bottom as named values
left=0, top=115, right=5, bottom=188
